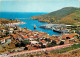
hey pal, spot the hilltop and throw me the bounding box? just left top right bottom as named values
left=29, top=7, right=80, bottom=25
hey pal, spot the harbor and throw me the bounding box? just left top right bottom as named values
left=18, top=19, right=60, bottom=35
left=39, top=24, right=70, bottom=33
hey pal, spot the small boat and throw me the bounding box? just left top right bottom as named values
left=34, top=25, right=36, bottom=29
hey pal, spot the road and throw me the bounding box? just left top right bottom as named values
left=0, top=44, right=72, bottom=57
left=9, top=44, right=71, bottom=57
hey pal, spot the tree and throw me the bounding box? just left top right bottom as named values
left=66, top=37, right=70, bottom=39
left=21, top=40, right=31, bottom=47
left=41, top=45, right=46, bottom=48
left=30, top=55, right=34, bottom=57
left=45, top=38, right=51, bottom=42
left=39, top=42, right=46, bottom=48
left=51, top=40, right=56, bottom=44
left=24, top=47, right=28, bottom=50
left=5, top=31, right=9, bottom=36
left=15, top=43, right=21, bottom=47
left=59, top=41, right=64, bottom=45
left=47, top=43, right=53, bottom=47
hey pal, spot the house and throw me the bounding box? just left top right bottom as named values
left=0, top=39, right=5, bottom=44
left=22, top=36, right=28, bottom=40
left=30, top=41, right=39, bottom=45
left=0, top=36, right=10, bottom=44
left=8, top=28, right=14, bottom=31
left=42, top=34, right=50, bottom=39
left=37, top=35, right=43, bottom=38
left=18, top=27, right=22, bottom=31
left=62, top=33, right=79, bottom=39
left=40, top=40, right=47, bottom=45
left=50, top=35, right=57, bottom=40
left=55, top=39, right=61, bottom=45
left=28, top=38, right=34, bottom=41
left=11, top=34, right=23, bottom=41
left=17, top=36, right=23, bottom=41
left=1, top=29, right=6, bottom=33
left=14, top=47, right=25, bottom=52
left=8, top=28, right=14, bottom=33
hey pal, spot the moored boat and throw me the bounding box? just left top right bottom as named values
left=34, top=25, right=37, bottom=29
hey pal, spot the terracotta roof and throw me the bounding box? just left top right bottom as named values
left=55, top=40, right=59, bottom=42
left=11, top=34, right=15, bottom=36
left=23, top=36, right=28, bottom=38
left=62, top=33, right=78, bottom=39
left=52, top=35, right=56, bottom=36
left=26, top=45, right=30, bottom=47
left=1, top=29, right=4, bottom=30
left=1, top=39, right=5, bottom=41
left=37, top=35, right=43, bottom=37
left=50, top=37, right=54, bottom=40
left=40, top=40, right=46, bottom=43
left=0, top=36, right=10, bottom=40
left=29, top=36, right=37, bottom=38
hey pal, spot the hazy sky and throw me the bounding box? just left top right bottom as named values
left=0, top=0, right=80, bottom=12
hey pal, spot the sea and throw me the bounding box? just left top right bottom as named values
left=0, top=12, right=60, bottom=36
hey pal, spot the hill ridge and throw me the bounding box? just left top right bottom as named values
left=29, top=7, right=80, bottom=25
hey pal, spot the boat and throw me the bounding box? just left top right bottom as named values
left=34, top=25, right=37, bottom=29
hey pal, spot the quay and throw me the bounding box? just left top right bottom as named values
left=39, top=24, right=70, bottom=33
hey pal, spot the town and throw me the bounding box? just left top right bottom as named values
left=0, top=19, right=80, bottom=57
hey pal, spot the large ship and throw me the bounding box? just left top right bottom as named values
left=52, top=27, right=69, bottom=33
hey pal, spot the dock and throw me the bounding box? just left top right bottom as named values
left=39, top=24, right=69, bottom=33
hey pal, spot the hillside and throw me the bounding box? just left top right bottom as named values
left=29, top=7, right=80, bottom=25
left=0, top=18, right=20, bottom=24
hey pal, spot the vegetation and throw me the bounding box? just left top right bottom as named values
left=51, top=44, right=80, bottom=54
left=15, top=40, right=31, bottom=47
left=0, top=18, right=18, bottom=24
left=29, top=7, right=80, bottom=25
left=18, top=44, right=80, bottom=57
left=47, top=40, right=57, bottom=47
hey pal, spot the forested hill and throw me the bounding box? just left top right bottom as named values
left=29, top=7, right=80, bottom=25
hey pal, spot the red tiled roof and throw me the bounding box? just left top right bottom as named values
left=26, top=45, right=30, bottom=47
left=23, top=36, right=28, bottom=38
left=0, top=36, right=10, bottom=40
left=61, top=33, right=79, bottom=39
left=40, top=40, right=46, bottom=43
left=29, top=36, right=37, bottom=38
left=1, top=28, right=5, bottom=30
left=37, top=35, right=43, bottom=37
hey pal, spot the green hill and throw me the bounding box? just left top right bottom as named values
left=29, top=7, right=80, bottom=25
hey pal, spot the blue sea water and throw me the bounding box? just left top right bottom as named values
left=0, top=12, right=60, bottom=36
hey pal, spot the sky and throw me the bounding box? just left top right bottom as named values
left=0, top=0, right=80, bottom=12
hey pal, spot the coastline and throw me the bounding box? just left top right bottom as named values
left=5, top=21, right=26, bottom=27
left=26, top=17, right=50, bottom=23
left=16, top=18, right=49, bottom=23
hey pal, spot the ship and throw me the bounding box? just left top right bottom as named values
left=34, top=25, right=37, bottom=29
